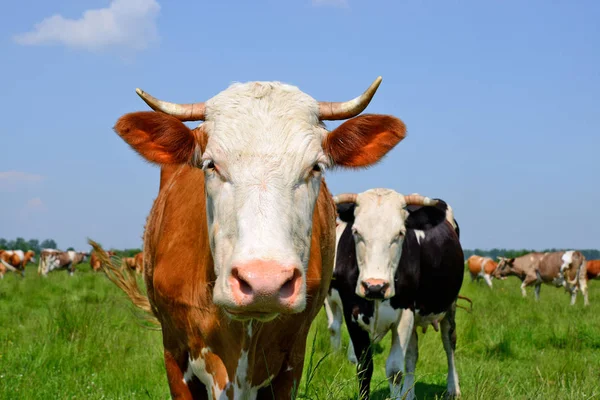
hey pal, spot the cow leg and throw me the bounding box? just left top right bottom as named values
left=579, top=272, right=590, bottom=307
left=534, top=283, right=541, bottom=301
left=347, top=337, right=357, bottom=364
left=570, top=287, right=578, bottom=306
left=163, top=349, right=202, bottom=400
left=348, top=320, right=374, bottom=400
left=387, top=308, right=415, bottom=398
left=469, top=272, right=476, bottom=283
left=483, top=274, right=493, bottom=289
left=521, top=275, right=537, bottom=297
left=259, top=356, right=305, bottom=400
left=441, top=305, right=461, bottom=399
left=520, top=281, right=528, bottom=297
left=399, top=328, right=418, bottom=400
left=324, top=291, right=343, bottom=351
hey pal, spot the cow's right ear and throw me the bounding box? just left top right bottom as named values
left=114, top=112, right=206, bottom=165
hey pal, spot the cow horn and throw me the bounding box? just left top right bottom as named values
left=333, top=193, right=358, bottom=204
left=318, top=77, right=382, bottom=121
left=135, top=88, right=206, bottom=121
left=403, top=194, right=438, bottom=206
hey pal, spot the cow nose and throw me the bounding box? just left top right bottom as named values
left=228, top=260, right=303, bottom=313
left=361, top=279, right=391, bottom=299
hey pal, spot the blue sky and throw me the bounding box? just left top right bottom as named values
left=1, top=0, right=599, bottom=251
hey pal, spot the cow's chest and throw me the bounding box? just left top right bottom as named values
left=353, top=300, right=401, bottom=343
left=186, top=347, right=274, bottom=400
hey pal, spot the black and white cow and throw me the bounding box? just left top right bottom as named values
left=330, top=189, right=464, bottom=400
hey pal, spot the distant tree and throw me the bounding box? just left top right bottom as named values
left=0, top=238, right=7, bottom=250
left=66, top=247, right=75, bottom=251
left=40, top=239, right=57, bottom=250
left=27, top=239, right=40, bottom=253
left=14, top=237, right=27, bottom=251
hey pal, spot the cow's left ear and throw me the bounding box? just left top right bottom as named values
left=336, top=203, right=356, bottom=223
left=323, top=114, right=406, bottom=168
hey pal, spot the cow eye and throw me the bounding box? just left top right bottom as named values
left=202, top=160, right=216, bottom=171
left=312, top=164, right=322, bottom=173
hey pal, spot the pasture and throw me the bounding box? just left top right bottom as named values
left=1, top=263, right=599, bottom=399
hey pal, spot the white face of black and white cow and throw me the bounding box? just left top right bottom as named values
left=349, top=189, right=410, bottom=300
left=114, top=80, right=408, bottom=321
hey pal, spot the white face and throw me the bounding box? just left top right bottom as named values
left=200, top=82, right=328, bottom=320
left=351, top=189, right=410, bottom=299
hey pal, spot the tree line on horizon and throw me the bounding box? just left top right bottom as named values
left=0, top=237, right=141, bottom=258
left=1, top=237, right=599, bottom=262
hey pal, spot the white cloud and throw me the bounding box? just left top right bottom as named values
left=13, top=0, right=160, bottom=52
left=0, top=171, right=43, bottom=192
left=312, top=0, right=348, bottom=8
left=25, top=198, right=47, bottom=212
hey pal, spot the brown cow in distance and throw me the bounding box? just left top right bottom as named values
left=90, top=250, right=116, bottom=272
left=466, top=255, right=499, bottom=288
left=92, top=76, right=407, bottom=398
left=0, top=250, right=36, bottom=278
left=123, top=252, right=143, bottom=274
left=586, top=259, right=600, bottom=281
left=39, top=250, right=89, bottom=276
left=495, top=250, right=589, bottom=305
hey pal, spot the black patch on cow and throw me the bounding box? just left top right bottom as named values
left=336, top=203, right=356, bottom=223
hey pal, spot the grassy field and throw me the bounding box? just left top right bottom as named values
left=1, top=263, right=599, bottom=400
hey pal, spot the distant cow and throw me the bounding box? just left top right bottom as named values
left=38, top=249, right=60, bottom=275
left=466, top=255, right=499, bottom=288
left=331, top=189, right=464, bottom=400
left=90, top=250, right=116, bottom=272
left=0, top=250, right=36, bottom=278
left=123, top=252, right=143, bottom=274
left=40, top=250, right=89, bottom=276
left=586, top=260, right=600, bottom=281
left=495, top=251, right=589, bottom=305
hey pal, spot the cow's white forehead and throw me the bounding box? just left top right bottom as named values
left=356, top=189, right=406, bottom=214
left=354, top=189, right=407, bottom=232
left=203, top=82, right=323, bottom=161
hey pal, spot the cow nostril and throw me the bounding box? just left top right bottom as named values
left=280, top=269, right=301, bottom=299
left=361, top=281, right=370, bottom=292
left=231, top=268, right=253, bottom=295
left=380, top=282, right=390, bottom=295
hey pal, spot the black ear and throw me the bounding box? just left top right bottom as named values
left=336, top=203, right=356, bottom=223
left=405, top=199, right=449, bottom=231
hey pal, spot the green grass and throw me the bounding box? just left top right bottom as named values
left=1, top=264, right=599, bottom=399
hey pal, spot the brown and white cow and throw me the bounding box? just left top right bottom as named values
left=123, top=252, right=144, bottom=274
left=466, top=255, right=499, bottom=288
left=586, top=259, right=600, bottom=281
left=90, top=249, right=116, bottom=272
left=0, top=250, right=36, bottom=278
left=93, top=77, right=407, bottom=398
left=495, top=251, right=589, bottom=305
left=40, top=250, right=89, bottom=276
left=38, top=248, right=60, bottom=275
